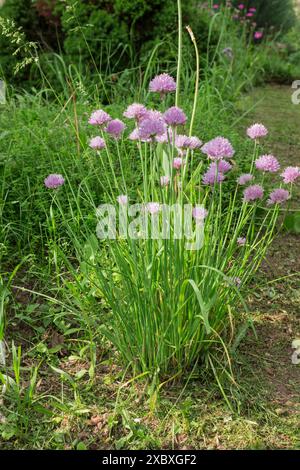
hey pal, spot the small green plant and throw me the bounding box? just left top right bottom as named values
left=0, top=342, right=39, bottom=439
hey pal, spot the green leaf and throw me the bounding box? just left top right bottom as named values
left=284, top=212, right=300, bottom=234
left=76, top=441, right=87, bottom=450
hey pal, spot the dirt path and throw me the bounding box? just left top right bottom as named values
left=238, top=85, right=300, bottom=445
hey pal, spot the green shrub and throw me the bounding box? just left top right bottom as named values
left=0, top=0, right=225, bottom=86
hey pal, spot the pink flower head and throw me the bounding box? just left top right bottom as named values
left=209, top=160, right=232, bottom=174
left=138, top=115, right=166, bottom=140
left=106, top=119, right=126, bottom=139
left=246, top=12, right=254, bottom=17
left=175, top=134, right=190, bottom=149
left=247, top=123, right=268, bottom=140
left=147, top=202, right=160, bottom=214
left=267, top=188, right=290, bottom=205
left=173, top=157, right=184, bottom=170
left=117, top=194, right=128, bottom=205
left=249, top=7, right=256, bottom=12
left=212, top=4, right=219, bottom=9
left=237, top=237, right=246, bottom=246
left=123, top=103, right=148, bottom=122
left=44, top=173, right=65, bottom=189
left=281, top=166, right=300, bottom=184
left=164, top=106, right=187, bottom=126
left=129, top=128, right=151, bottom=143
left=202, top=168, right=225, bottom=185
left=156, top=128, right=173, bottom=143
left=192, top=206, right=208, bottom=222
left=188, top=136, right=203, bottom=149
left=201, top=136, right=235, bottom=160
left=255, top=155, right=280, bottom=173
left=89, top=136, right=106, bottom=150
left=237, top=173, right=254, bottom=185
left=254, top=31, right=263, bottom=40
left=89, top=109, right=111, bottom=126
left=160, top=175, right=170, bottom=187
left=243, top=184, right=264, bottom=202
left=147, top=109, right=164, bottom=120
left=149, top=73, right=176, bottom=96
left=238, top=4, right=245, bottom=9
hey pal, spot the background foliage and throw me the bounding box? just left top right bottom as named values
left=0, top=0, right=297, bottom=86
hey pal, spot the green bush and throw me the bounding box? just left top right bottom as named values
left=0, top=0, right=223, bottom=86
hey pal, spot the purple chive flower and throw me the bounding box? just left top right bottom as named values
left=281, top=166, right=300, bottom=184
left=201, top=136, right=235, bottom=160
left=156, top=128, right=173, bottom=143
left=188, top=136, right=203, bottom=149
left=237, top=173, right=254, bottom=185
left=149, top=73, right=176, bottom=97
left=175, top=134, right=190, bottom=151
left=212, top=4, right=219, bottom=9
left=202, top=168, right=225, bottom=185
left=105, top=119, right=126, bottom=139
left=173, top=157, right=184, bottom=170
left=255, top=155, right=280, bottom=173
left=243, top=184, right=264, bottom=202
left=147, top=202, right=160, bottom=214
left=117, top=195, right=128, bottom=205
left=247, top=123, right=268, bottom=139
left=267, top=189, right=290, bottom=205
left=123, top=103, right=148, bottom=122
left=88, top=109, right=111, bottom=126
left=147, top=109, right=164, bottom=120
left=192, top=206, right=208, bottom=222
left=44, top=174, right=65, bottom=189
left=238, top=4, right=245, bottom=9
left=129, top=128, right=151, bottom=143
left=89, top=136, right=106, bottom=150
left=209, top=160, right=232, bottom=174
left=249, top=7, right=256, bottom=12
left=237, top=237, right=246, bottom=246
left=138, top=116, right=166, bottom=140
left=164, top=106, right=187, bottom=126
left=160, top=175, right=170, bottom=187
left=246, top=12, right=254, bottom=17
